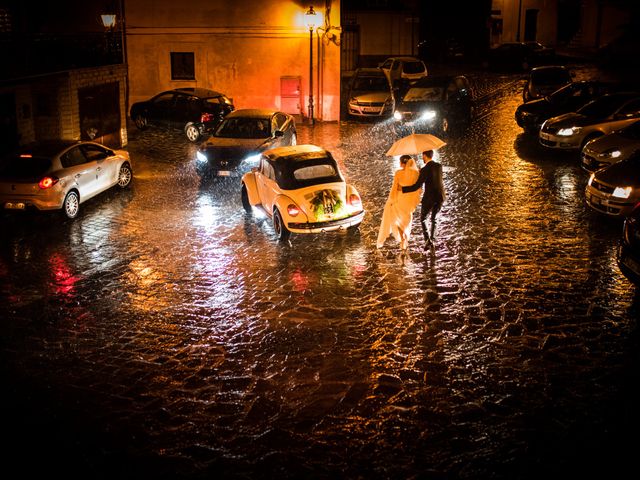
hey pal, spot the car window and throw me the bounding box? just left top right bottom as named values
left=264, top=162, right=275, bottom=180
left=0, top=156, right=51, bottom=179
left=215, top=117, right=270, bottom=138
left=403, top=61, right=425, bottom=74
left=403, top=87, right=443, bottom=102
left=152, top=92, right=175, bottom=108
left=80, top=144, right=110, bottom=161
left=352, top=75, right=389, bottom=92
left=531, top=68, right=571, bottom=85
left=293, top=164, right=337, bottom=181
left=391, top=61, right=402, bottom=73
left=275, top=158, right=343, bottom=190
left=619, top=120, right=640, bottom=139
left=381, top=60, right=392, bottom=70
left=61, top=146, right=88, bottom=168
left=578, top=95, right=631, bottom=118
left=617, top=99, right=640, bottom=117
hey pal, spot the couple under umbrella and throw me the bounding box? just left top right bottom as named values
left=376, top=133, right=447, bottom=251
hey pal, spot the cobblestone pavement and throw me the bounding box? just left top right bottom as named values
left=1, top=62, right=639, bottom=479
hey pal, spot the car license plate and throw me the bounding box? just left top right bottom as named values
left=4, top=202, right=26, bottom=210
left=622, top=253, right=640, bottom=276
left=217, top=170, right=231, bottom=176
left=363, top=107, right=378, bottom=113
left=540, top=132, right=551, bottom=141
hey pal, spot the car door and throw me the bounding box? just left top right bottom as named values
left=147, top=92, right=176, bottom=127
left=60, top=145, right=99, bottom=200
left=80, top=143, right=116, bottom=193
left=256, top=159, right=278, bottom=214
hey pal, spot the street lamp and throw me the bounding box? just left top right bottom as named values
left=305, top=5, right=317, bottom=125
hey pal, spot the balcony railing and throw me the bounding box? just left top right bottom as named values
left=0, top=32, right=123, bottom=81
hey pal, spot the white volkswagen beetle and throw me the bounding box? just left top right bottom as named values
left=241, top=145, right=365, bottom=241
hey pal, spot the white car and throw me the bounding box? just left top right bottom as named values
left=0, top=140, right=132, bottom=219
left=241, top=145, right=365, bottom=241
left=581, top=119, right=640, bottom=173
left=379, top=56, right=428, bottom=86
left=539, top=92, right=640, bottom=151
left=585, top=151, right=640, bottom=217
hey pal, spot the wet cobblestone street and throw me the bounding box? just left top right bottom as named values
left=2, top=64, right=640, bottom=479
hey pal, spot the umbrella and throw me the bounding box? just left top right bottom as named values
left=385, top=133, right=446, bottom=156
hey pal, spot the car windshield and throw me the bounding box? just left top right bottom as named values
left=578, top=95, right=630, bottom=118
left=275, top=157, right=343, bottom=190
left=619, top=120, right=640, bottom=139
left=352, top=76, right=389, bottom=92
left=214, top=117, right=271, bottom=139
left=403, top=87, right=443, bottom=102
left=0, top=156, right=51, bottom=180
left=532, top=69, right=570, bottom=85
left=403, top=61, right=425, bottom=74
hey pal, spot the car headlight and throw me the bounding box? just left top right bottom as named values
left=420, top=110, right=437, bottom=121
left=244, top=153, right=261, bottom=164
left=601, top=148, right=622, bottom=159
left=393, top=111, right=402, bottom=121
left=196, top=151, right=208, bottom=163
left=557, top=126, right=581, bottom=136
left=613, top=186, right=632, bottom=199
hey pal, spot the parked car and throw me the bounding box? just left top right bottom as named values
left=241, top=144, right=365, bottom=241
left=581, top=120, right=640, bottom=173
left=515, top=80, right=615, bottom=134
left=523, top=65, right=573, bottom=102
left=485, top=41, right=555, bottom=71
left=0, top=140, right=132, bottom=219
left=617, top=203, right=640, bottom=285
left=539, top=92, right=640, bottom=151
left=130, top=88, right=234, bottom=142
left=392, top=74, right=474, bottom=135
left=347, top=68, right=394, bottom=118
left=585, top=151, right=640, bottom=217
left=379, top=56, right=428, bottom=86
left=195, top=109, right=296, bottom=178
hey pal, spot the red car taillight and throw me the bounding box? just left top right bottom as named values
left=348, top=194, right=362, bottom=208
left=287, top=204, right=300, bottom=216
left=200, top=112, right=214, bottom=123
left=38, top=176, right=59, bottom=189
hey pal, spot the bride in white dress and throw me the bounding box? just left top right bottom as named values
left=376, top=155, right=422, bottom=250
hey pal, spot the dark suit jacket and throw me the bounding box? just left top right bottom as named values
left=402, top=160, right=446, bottom=204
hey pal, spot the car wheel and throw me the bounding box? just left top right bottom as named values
left=134, top=114, right=148, bottom=130
left=117, top=163, right=133, bottom=188
left=63, top=191, right=79, bottom=219
left=273, top=208, right=291, bottom=242
left=185, top=124, right=201, bottom=142
left=241, top=184, right=252, bottom=213
left=291, top=133, right=297, bottom=146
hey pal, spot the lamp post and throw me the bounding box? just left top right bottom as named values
left=305, top=6, right=317, bottom=125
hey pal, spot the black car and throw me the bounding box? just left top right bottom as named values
left=195, top=109, right=297, bottom=178
left=515, top=80, right=614, bottom=134
left=392, top=75, right=473, bottom=135
left=485, top=41, right=555, bottom=71
left=617, top=203, right=640, bottom=286
left=130, top=88, right=234, bottom=142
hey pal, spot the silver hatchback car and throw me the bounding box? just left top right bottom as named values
left=0, top=140, right=132, bottom=219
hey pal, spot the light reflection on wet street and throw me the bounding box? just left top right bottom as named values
left=1, top=65, right=639, bottom=479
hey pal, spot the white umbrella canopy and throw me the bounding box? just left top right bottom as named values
left=385, top=133, right=446, bottom=156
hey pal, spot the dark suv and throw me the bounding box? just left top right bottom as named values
left=130, top=88, right=234, bottom=142
left=617, top=204, right=640, bottom=286
left=392, top=75, right=474, bottom=135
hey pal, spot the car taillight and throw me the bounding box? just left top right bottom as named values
left=200, top=112, right=214, bottom=123
left=38, top=176, right=59, bottom=189
left=287, top=204, right=300, bottom=216
left=348, top=194, right=362, bottom=208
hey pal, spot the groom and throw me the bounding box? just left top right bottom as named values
left=400, top=150, right=446, bottom=249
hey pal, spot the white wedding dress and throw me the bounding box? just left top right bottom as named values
left=376, top=159, right=422, bottom=250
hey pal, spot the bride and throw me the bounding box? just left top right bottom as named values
left=376, top=154, right=422, bottom=250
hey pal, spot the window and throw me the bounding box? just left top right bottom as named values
left=61, top=147, right=88, bottom=168
left=171, top=52, right=195, bottom=80
left=81, top=144, right=110, bottom=161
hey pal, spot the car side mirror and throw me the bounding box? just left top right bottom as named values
left=274, top=130, right=284, bottom=137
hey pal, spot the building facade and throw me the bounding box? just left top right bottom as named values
left=125, top=0, right=342, bottom=122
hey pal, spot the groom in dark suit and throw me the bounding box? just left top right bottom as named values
left=401, top=150, right=446, bottom=249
